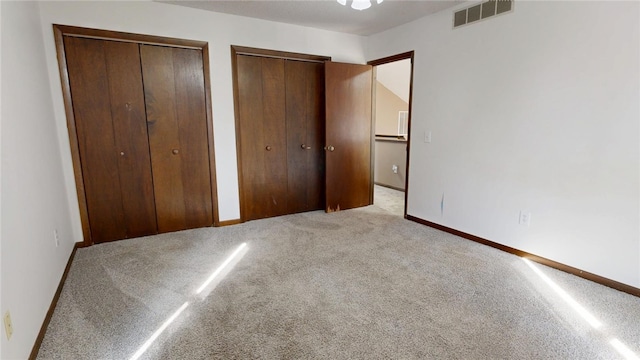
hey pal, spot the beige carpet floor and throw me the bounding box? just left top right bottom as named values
left=36, top=186, right=640, bottom=359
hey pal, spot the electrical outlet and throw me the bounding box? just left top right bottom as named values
left=54, top=229, right=60, bottom=247
left=4, top=311, right=13, bottom=340
left=392, top=165, right=398, bottom=174
left=519, top=211, right=531, bottom=226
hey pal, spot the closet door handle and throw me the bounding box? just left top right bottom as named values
left=301, top=144, right=312, bottom=150
left=172, top=149, right=179, bottom=155
left=266, top=145, right=272, bottom=151
left=327, top=145, right=335, bottom=152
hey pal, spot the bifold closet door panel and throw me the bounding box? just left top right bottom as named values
left=104, top=41, right=158, bottom=239
left=237, top=55, right=288, bottom=220
left=65, top=37, right=124, bottom=243
left=140, top=45, right=213, bottom=233
left=325, top=62, right=373, bottom=212
left=64, top=37, right=157, bottom=243
left=285, top=60, right=325, bottom=213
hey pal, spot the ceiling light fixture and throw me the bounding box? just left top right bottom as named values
left=337, top=0, right=384, bottom=11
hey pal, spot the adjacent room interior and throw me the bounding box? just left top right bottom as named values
left=373, top=57, right=413, bottom=215
left=1, top=0, right=638, bottom=359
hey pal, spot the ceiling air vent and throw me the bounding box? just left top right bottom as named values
left=453, top=0, right=513, bottom=29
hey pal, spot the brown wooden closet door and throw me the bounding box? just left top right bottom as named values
left=237, top=55, right=289, bottom=220
left=285, top=60, right=325, bottom=213
left=325, top=62, right=373, bottom=212
left=65, top=37, right=157, bottom=243
left=104, top=41, right=158, bottom=239
left=140, top=45, right=213, bottom=233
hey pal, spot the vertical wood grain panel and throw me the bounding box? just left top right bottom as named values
left=141, top=45, right=187, bottom=232
left=233, top=48, right=331, bottom=222
left=325, top=62, right=373, bottom=212
left=285, top=60, right=325, bottom=213
left=260, top=58, right=289, bottom=217
left=64, top=37, right=126, bottom=242
left=171, top=47, right=214, bottom=228
left=285, top=60, right=308, bottom=214
left=237, top=55, right=260, bottom=220
left=141, top=45, right=213, bottom=232
left=237, top=55, right=264, bottom=220
left=103, top=41, right=158, bottom=238
left=305, top=61, right=326, bottom=211
left=236, top=55, right=288, bottom=220
left=55, top=25, right=219, bottom=245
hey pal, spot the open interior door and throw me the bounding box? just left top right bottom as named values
left=324, top=62, right=373, bottom=212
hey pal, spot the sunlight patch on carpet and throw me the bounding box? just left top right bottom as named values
left=129, top=301, right=189, bottom=360
left=196, top=242, right=248, bottom=296
left=523, top=258, right=639, bottom=359
left=609, top=338, right=639, bottom=360
left=523, top=258, right=602, bottom=329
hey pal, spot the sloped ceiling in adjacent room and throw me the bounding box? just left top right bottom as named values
left=376, top=59, right=411, bottom=103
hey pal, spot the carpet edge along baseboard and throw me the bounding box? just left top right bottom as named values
left=29, top=243, right=79, bottom=360
left=405, top=214, right=640, bottom=298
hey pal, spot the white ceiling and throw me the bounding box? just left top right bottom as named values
left=376, top=58, right=411, bottom=103
left=158, top=0, right=463, bottom=36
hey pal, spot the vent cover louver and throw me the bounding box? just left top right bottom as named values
left=453, top=0, right=513, bottom=28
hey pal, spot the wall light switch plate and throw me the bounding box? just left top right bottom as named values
left=424, top=131, right=432, bottom=143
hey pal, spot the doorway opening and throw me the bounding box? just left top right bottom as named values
left=369, top=52, right=414, bottom=218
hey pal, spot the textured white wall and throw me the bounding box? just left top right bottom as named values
left=1, top=2, right=76, bottom=358
left=37, top=1, right=367, bottom=239
left=366, top=1, right=640, bottom=287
